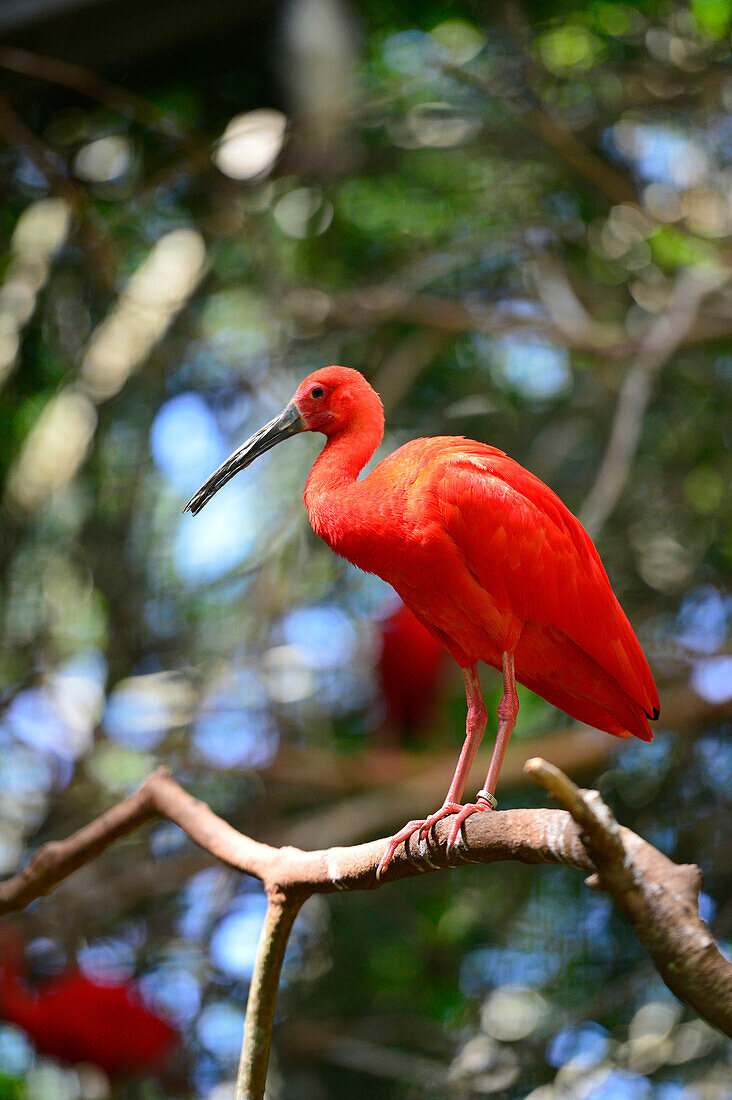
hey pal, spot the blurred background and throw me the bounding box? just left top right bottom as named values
left=0, top=0, right=730, bottom=1097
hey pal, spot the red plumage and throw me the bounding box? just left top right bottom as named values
left=308, top=429, right=658, bottom=742
left=0, top=961, right=177, bottom=1078
left=186, top=365, right=659, bottom=872
left=378, top=601, right=446, bottom=736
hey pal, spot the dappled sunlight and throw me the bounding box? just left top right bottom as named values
left=193, top=669, right=278, bottom=769
left=74, top=134, right=135, bottom=185
left=272, top=185, right=333, bottom=238
left=173, top=481, right=259, bottom=585
left=214, top=109, right=287, bottom=182
left=210, top=894, right=268, bottom=982
left=104, top=671, right=194, bottom=751
left=151, top=393, right=229, bottom=495
left=5, top=387, right=97, bottom=511
left=0, top=198, right=70, bottom=385
left=80, top=228, right=206, bottom=402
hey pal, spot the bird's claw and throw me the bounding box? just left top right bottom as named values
left=445, top=797, right=493, bottom=852
left=376, top=796, right=496, bottom=878
left=376, top=819, right=425, bottom=879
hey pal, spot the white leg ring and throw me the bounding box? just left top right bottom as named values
left=476, top=789, right=498, bottom=809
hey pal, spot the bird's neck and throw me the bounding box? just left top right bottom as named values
left=304, top=419, right=383, bottom=545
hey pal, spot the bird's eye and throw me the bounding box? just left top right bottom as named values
left=310, top=386, right=325, bottom=399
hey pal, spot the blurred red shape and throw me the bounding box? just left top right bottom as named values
left=378, top=601, right=446, bottom=739
left=0, top=956, right=178, bottom=1078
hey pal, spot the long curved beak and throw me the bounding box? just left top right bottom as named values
left=183, top=401, right=304, bottom=515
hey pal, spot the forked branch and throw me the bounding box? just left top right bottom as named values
left=579, top=267, right=730, bottom=537
left=1, top=763, right=729, bottom=1100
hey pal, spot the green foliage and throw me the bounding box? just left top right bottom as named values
left=691, top=0, right=732, bottom=37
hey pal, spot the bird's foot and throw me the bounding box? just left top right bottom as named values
left=417, top=802, right=466, bottom=841
left=375, top=793, right=498, bottom=879
left=376, top=819, right=427, bottom=879
left=445, top=791, right=496, bottom=852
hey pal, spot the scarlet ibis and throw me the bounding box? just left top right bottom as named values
left=377, top=601, right=446, bottom=740
left=185, top=366, right=659, bottom=875
left=0, top=957, right=177, bottom=1077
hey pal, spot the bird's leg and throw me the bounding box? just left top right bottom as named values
left=445, top=651, right=518, bottom=851
left=416, top=665, right=487, bottom=838
left=375, top=666, right=487, bottom=878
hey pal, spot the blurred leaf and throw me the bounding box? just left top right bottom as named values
left=536, top=23, right=605, bottom=73
left=85, top=743, right=158, bottom=794
left=691, top=0, right=732, bottom=37
left=648, top=226, right=719, bottom=271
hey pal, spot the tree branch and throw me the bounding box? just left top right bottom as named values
left=319, top=284, right=732, bottom=362
left=0, top=95, right=116, bottom=285
left=442, top=62, right=637, bottom=206
left=1, top=762, right=729, bottom=1100
left=579, top=266, right=730, bottom=537
left=264, top=684, right=727, bottom=850
left=236, top=895, right=306, bottom=1100
left=526, top=758, right=732, bottom=1037
left=0, top=45, right=200, bottom=151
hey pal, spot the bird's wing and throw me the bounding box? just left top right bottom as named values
left=432, top=446, right=659, bottom=718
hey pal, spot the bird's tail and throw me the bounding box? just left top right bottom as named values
left=515, top=627, right=655, bottom=741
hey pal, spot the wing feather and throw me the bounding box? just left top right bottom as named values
left=433, top=446, right=659, bottom=719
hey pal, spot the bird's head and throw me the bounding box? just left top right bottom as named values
left=184, top=366, right=383, bottom=515
left=292, top=365, right=384, bottom=436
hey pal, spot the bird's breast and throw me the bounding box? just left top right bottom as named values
left=306, top=486, right=518, bottom=666
left=306, top=486, right=424, bottom=585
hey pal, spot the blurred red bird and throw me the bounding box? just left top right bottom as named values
left=0, top=957, right=177, bottom=1078
left=377, top=601, right=446, bottom=740
left=186, top=366, right=659, bottom=875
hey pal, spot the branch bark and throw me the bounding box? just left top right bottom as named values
left=236, top=896, right=306, bottom=1100
left=579, top=267, right=730, bottom=537
left=1, top=762, right=729, bottom=1100
left=526, top=759, right=732, bottom=1037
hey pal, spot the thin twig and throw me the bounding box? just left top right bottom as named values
left=512, top=96, right=635, bottom=205
left=321, top=285, right=732, bottom=361
left=372, top=329, right=450, bottom=416
left=236, top=896, right=306, bottom=1100
left=579, top=267, right=730, bottom=537
left=443, top=63, right=637, bottom=206
left=0, top=45, right=200, bottom=152
left=0, top=767, right=275, bottom=915
left=527, top=254, right=621, bottom=351
left=0, top=778, right=157, bottom=913
left=0, top=95, right=116, bottom=285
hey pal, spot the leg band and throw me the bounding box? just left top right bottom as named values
left=476, top=789, right=498, bottom=809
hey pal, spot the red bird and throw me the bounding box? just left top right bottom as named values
left=186, top=366, right=659, bottom=875
left=377, top=601, right=446, bottom=739
left=0, top=957, right=177, bottom=1078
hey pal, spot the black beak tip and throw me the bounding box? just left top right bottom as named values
left=182, top=489, right=205, bottom=515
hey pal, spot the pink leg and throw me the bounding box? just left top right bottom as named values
left=445, top=652, right=519, bottom=850
left=376, top=665, right=487, bottom=878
